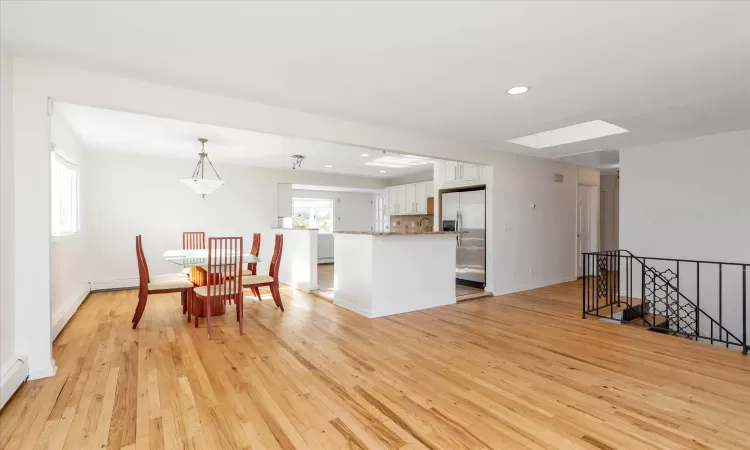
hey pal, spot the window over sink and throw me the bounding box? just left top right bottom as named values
left=292, top=198, right=334, bottom=233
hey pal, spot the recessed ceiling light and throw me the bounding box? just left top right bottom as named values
left=380, top=170, right=386, bottom=173
left=506, top=86, right=530, bottom=95
left=325, top=165, right=333, bottom=168
left=361, top=153, right=370, bottom=157
left=508, top=120, right=629, bottom=149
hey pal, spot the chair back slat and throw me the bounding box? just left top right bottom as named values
left=182, top=231, right=206, bottom=250
left=135, top=235, right=149, bottom=290
left=248, top=233, right=261, bottom=272
left=268, top=234, right=283, bottom=279
left=206, top=237, right=243, bottom=307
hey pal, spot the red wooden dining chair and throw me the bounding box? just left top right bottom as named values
left=190, top=237, right=244, bottom=339
left=182, top=231, right=206, bottom=280
left=182, top=231, right=206, bottom=250
left=243, top=233, right=262, bottom=300
left=132, top=235, right=194, bottom=329
left=243, top=234, right=284, bottom=311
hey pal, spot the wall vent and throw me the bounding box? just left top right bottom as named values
left=553, top=173, right=564, bottom=183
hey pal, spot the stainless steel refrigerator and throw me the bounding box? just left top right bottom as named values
left=441, top=188, right=486, bottom=288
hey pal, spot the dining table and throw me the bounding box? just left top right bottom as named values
left=163, top=249, right=261, bottom=317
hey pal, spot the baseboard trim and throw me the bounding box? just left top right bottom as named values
left=28, top=359, right=56, bottom=381
left=90, top=278, right=139, bottom=291
left=52, top=284, right=92, bottom=340
left=318, top=257, right=334, bottom=264
left=0, top=356, right=29, bottom=410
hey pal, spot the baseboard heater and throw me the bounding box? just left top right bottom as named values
left=0, top=356, right=29, bottom=410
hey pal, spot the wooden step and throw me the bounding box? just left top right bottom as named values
left=627, top=314, right=668, bottom=329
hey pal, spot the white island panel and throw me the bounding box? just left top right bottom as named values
left=334, top=233, right=457, bottom=318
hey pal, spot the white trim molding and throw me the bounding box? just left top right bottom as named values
left=52, top=283, right=91, bottom=340
left=90, top=278, right=139, bottom=292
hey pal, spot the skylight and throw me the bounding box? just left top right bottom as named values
left=365, top=155, right=432, bottom=169
left=508, top=120, right=629, bottom=149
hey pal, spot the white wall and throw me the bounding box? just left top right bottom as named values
left=0, top=50, right=21, bottom=387
left=292, top=189, right=376, bottom=261
left=49, top=113, right=91, bottom=338
left=84, top=151, right=386, bottom=289
left=600, top=174, right=619, bottom=251
left=620, top=130, right=750, bottom=346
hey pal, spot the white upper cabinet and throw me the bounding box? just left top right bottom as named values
left=459, top=163, right=479, bottom=181
left=404, top=184, right=416, bottom=213
left=388, top=185, right=407, bottom=215
left=415, top=182, right=427, bottom=214
left=387, top=180, right=434, bottom=215
left=445, top=161, right=459, bottom=183
left=440, top=161, right=483, bottom=186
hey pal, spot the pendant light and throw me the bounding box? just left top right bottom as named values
left=180, top=138, right=224, bottom=197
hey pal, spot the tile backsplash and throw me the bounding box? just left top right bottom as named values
left=390, top=215, right=434, bottom=233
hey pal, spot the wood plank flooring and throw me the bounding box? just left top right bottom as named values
left=1, top=281, right=749, bottom=449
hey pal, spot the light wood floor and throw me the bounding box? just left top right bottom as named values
left=2, top=281, right=749, bottom=449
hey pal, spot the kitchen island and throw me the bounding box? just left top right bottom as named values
left=333, top=231, right=459, bottom=318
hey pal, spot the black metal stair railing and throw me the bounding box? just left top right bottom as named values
left=581, top=250, right=748, bottom=354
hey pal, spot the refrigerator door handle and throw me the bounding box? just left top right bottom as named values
left=456, top=210, right=462, bottom=247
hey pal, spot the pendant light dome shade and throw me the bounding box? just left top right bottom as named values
left=181, top=138, right=224, bottom=197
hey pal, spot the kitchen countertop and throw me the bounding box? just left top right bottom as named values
left=334, top=231, right=462, bottom=236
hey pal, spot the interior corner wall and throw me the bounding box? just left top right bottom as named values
left=11, top=57, right=55, bottom=380
left=620, top=129, right=750, bottom=263
left=50, top=113, right=91, bottom=339
left=1, top=50, right=20, bottom=384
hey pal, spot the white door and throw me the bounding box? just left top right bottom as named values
left=577, top=185, right=592, bottom=276
left=459, top=163, right=479, bottom=181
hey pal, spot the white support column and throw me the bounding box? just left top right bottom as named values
left=12, top=59, right=55, bottom=379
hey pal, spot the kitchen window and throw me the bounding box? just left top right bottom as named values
left=292, top=198, right=334, bottom=233
left=51, top=151, right=79, bottom=236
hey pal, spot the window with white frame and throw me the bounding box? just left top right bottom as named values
left=292, top=198, right=334, bottom=233
left=51, top=151, right=79, bottom=236
left=373, top=195, right=386, bottom=232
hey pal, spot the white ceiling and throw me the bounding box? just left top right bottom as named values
left=56, top=103, right=433, bottom=179
left=3, top=2, right=750, bottom=160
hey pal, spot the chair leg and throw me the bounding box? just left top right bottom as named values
left=194, top=296, right=200, bottom=328
left=132, top=288, right=144, bottom=322
left=237, top=293, right=244, bottom=335
left=182, top=291, right=187, bottom=314
left=187, top=290, right=192, bottom=323
left=132, top=291, right=149, bottom=329
left=251, top=287, right=261, bottom=300
left=206, top=296, right=213, bottom=340
left=271, top=283, right=284, bottom=312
